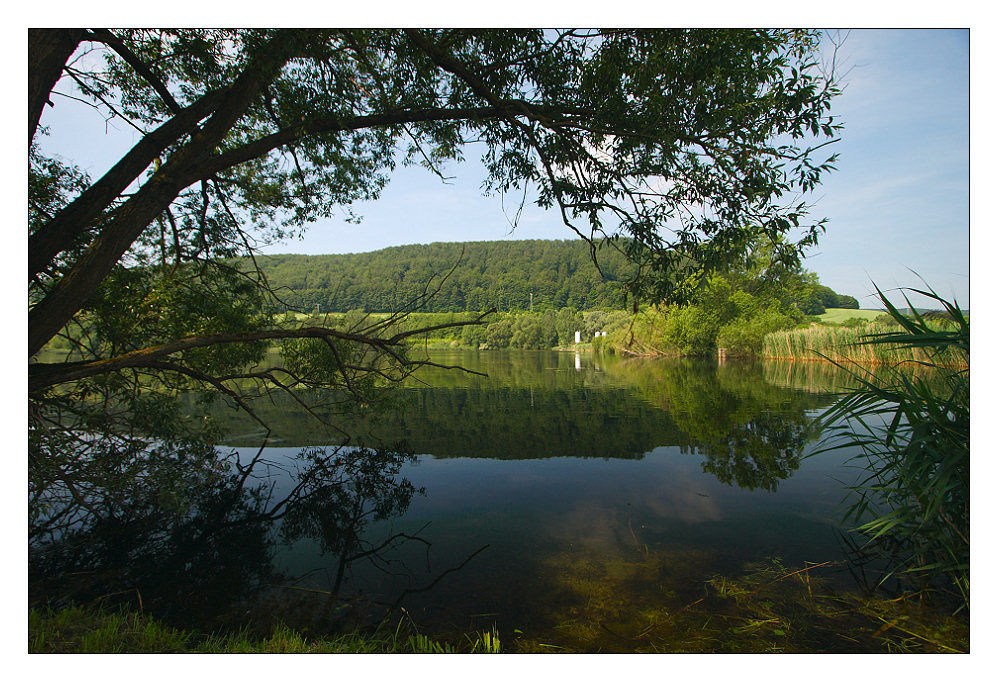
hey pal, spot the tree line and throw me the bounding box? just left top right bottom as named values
left=245, top=239, right=635, bottom=313
left=246, top=238, right=857, bottom=316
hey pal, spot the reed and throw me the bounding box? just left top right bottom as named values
left=762, top=318, right=967, bottom=367
left=815, top=284, right=969, bottom=611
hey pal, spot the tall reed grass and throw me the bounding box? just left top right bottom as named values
left=815, top=285, right=969, bottom=611
left=762, top=318, right=967, bottom=367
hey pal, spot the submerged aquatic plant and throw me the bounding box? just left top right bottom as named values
left=817, top=284, right=969, bottom=610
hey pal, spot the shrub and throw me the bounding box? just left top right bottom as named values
left=716, top=308, right=796, bottom=357
left=836, top=294, right=860, bottom=309
left=662, top=305, right=719, bottom=356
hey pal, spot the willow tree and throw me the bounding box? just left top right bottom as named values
left=28, top=30, right=839, bottom=533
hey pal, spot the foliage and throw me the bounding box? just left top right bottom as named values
left=816, top=285, right=969, bottom=610
left=28, top=26, right=843, bottom=436
left=30, top=28, right=841, bottom=362
left=508, top=310, right=559, bottom=349
left=663, top=304, right=721, bottom=355
left=815, top=284, right=859, bottom=309
left=596, top=240, right=833, bottom=357
left=716, top=307, right=799, bottom=357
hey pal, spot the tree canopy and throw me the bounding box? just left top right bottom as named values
left=30, top=28, right=839, bottom=377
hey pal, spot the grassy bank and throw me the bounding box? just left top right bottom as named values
left=28, top=604, right=501, bottom=653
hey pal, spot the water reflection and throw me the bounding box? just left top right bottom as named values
left=29, top=442, right=446, bottom=634
left=278, top=447, right=422, bottom=597
left=32, top=351, right=859, bottom=642
left=208, top=352, right=837, bottom=493
left=603, top=358, right=828, bottom=491
left=29, top=441, right=279, bottom=628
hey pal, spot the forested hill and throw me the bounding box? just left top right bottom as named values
left=249, top=240, right=636, bottom=313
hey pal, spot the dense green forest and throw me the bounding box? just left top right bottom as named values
left=244, top=238, right=859, bottom=320
left=220, top=238, right=871, bottom=360
left=247, top=238, right=861, bottom=357
left=244, top=240, right=635, bottom=313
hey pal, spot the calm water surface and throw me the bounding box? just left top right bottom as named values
left=34, top=349, right=885, bottom=651
left=215, top=350, right=867, bottom=649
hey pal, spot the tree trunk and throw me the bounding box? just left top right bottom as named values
left=28, top=28, right=85, bottom=145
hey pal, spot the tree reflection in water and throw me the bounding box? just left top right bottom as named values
left=28, top=440, right=465, bottom=635
left=209, top=356, right=834, bottom=494
left=603, top=357, right=831, bottom=491
left=278, top=447, right=424, bottom=597
left=29, top=438, right=279, bottom=629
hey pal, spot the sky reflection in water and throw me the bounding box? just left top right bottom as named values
left=234, top=351, right=861, bottom=641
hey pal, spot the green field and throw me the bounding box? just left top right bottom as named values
left=817, top=308, right=885, bottom=324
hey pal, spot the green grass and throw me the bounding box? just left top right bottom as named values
left=28, top=604, right=502, bottom=654
left=817, top=308, right=885, bottom=324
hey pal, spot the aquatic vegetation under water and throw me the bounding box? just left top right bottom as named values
left=504, top=549, right=968, bottom=653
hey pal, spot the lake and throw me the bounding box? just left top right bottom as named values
left=30, top=349, right=909, bottom=652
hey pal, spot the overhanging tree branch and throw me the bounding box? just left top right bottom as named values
left=29, top=28, right=86, bottom=145
left=87, top=28, right=183, bottom=115
left=29, top=326, right=398, bottom=392
left=29, top=309, right=492, bottom=393
left=28, top=88, right=227, bottom=281
left=29, top=30, right=310, bottom=356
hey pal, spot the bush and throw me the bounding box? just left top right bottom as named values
left=482, top=316, right=515, bottom=349
left=662, top=305, right=719, bottom=356
left=460, top=321, right=490, bottom=348
left=716, top=308, right=796, bottom=357
left=836, top=294, right=860, bottom=309
left=793, top=286, right=825, bottom=315
left=509, top=312, right=558, bottom=349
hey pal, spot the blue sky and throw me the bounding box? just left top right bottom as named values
left=36, top=29, right=971, bottom=310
